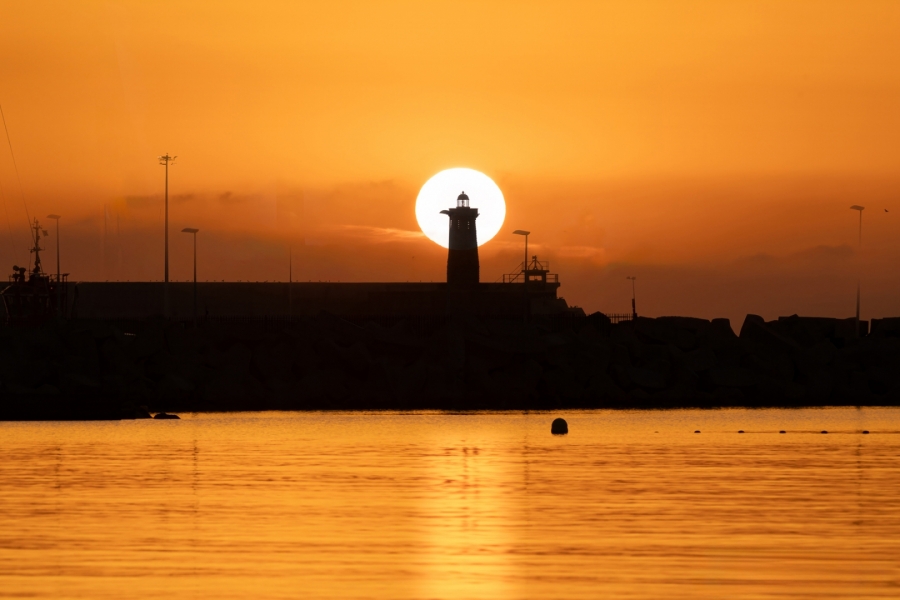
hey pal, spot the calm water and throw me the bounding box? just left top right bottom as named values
left=1, top=409, right=898, bottom=599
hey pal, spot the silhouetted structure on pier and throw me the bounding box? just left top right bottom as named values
left=1, top=219, right=68, bottom=323
left=2, top=191, right=577, bottom=321
left=441, top=191, right=480, bottom=286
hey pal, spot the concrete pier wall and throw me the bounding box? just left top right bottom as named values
left=68, top=281, right=570, bottom=319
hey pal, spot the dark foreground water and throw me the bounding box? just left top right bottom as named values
left=1, top=409, right=898, bottom=599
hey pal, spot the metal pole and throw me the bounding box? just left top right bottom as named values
left=523, top=233, right=528, bottom=322
left=856, top=209, right=862, bottom=330
left=627, top=276, right=637, bottom=319
left=55, top=218, right=60, bottom=284
left=165, top=158, right=169, bottom=320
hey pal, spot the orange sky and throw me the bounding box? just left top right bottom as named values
left=1, top=1, right=899, bottom=325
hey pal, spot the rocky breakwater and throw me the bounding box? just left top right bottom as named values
left=0, top=312, right=898, bottom=418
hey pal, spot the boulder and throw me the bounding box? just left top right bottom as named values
left=708, top=367, right=757, bottom=388
left=129, top=326, right=165, bottom=360
left=627, top=366, right=667, bottom=389
left=771, top=315, right=832, bottom=346
left=871, top=317, right=900, bottom=337
left=585, top=372, right=628, bottom=401
left=739, top=315, right=799, bottom=354
left=710, top=318, right=737, bottom=340
left=634, top=317, right=698, bottom=349
left=684, top=347, right=716, bottom=373
left=610, top=344, right=632, bottom=369
left=610, top=323, right=642, bottom=359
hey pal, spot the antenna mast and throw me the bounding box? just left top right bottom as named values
left=29, top=218, right=46, bottom=276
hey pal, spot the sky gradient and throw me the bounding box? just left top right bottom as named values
left=1, top=1, right=898, bottom=325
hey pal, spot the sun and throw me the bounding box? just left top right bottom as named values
left=415, top=168, right=506, bottom=248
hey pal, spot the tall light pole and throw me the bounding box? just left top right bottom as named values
left=627, top=276, right=637, bottom=319
left=182, top=227, right=199, bottom=327
left=47, top=214, right=61, bottom=316
left=513, top=230, right=530, bottom=322
left=159, top=153, right=176, bottom=317
left=850, top=205, right=865, bottom=336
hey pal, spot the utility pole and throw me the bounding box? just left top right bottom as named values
left=851, top=205, right=864, bottom=336
left=159, top=153, right=176, bottom=317
left=627, top=276, right=637, bottom=319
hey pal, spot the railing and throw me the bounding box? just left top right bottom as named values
left=502, top=272, right=558, bottom=284
left=606, top=313, right=634, bottom=324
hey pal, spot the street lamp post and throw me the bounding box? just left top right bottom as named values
left=513, top=230, right=530, bottom=323
left=47, top=214, right=61, bottom=316
left=627, top=276, right=637, bottom=319
left=182, top=228, right=199, bottom=327
left=850, top=205, right=864, bottom=336
left=159, top=154, right=176, bottom=317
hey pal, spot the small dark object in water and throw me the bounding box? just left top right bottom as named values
left=821, top=430, right=827, bottom=434
left=862, top=430, right=870, bottom=434
left=551, top=418, right=568, bottom=435
left=154, top=412, right=180, bottom=420
left=738, top=430, right=744, bottom=434
left=779, top=430, right=786, bottom=434
left=694, top=430, right=700, bottom=433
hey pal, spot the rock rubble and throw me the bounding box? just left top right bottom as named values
left=0, top=312, right=898, bottom=418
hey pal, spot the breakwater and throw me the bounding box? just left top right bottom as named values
left=1, top=312, right=898, bottom=419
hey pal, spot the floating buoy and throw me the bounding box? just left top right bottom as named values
left=694, top=430, right=700, bottom=434
left=551, top=418, right=568, bottom=435
left=779, top=430, right=786, bottom=434
left=154, top=412, right=180, bottom=420
left=738, top=430, right=744, bottom=434
left=821, top=430, right=828, bottom=434
left=862, top=430, right=870, bottom=434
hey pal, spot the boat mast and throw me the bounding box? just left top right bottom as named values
left=30, top=218, right=44, bottom=277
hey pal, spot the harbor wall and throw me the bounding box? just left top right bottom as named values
left=67, top=281, right=571, bottom=319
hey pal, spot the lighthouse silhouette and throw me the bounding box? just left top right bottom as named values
left=441, top=191, right=480, bottom=286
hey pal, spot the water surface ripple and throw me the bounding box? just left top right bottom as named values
left=1, top=408, right=898, bottom=599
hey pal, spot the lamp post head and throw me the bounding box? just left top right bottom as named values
left=626, top=276, right=636, bottom=281
left=850, top=205, right=865, bottom=212
left=47, top=214, right=61, bottom=220
left=181, top=228, right=199, bottom=234
left=512, top=230, right=530, bottom=236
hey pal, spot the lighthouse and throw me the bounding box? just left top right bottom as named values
left=441, top=191, right=480, bottom=286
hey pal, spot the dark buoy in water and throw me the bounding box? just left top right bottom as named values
left=862, top=430, right=870, bottom=434
left=694, top=430, right=700, bottom=434
left=154, top=412, right=180, bottom=420
left=821, top=430, right=828, bottom=434
left=779, top=430, right=786, bottom=434
left=738, top=430, right=744, bottom=434
left=551, top=418, right=568, bottom=435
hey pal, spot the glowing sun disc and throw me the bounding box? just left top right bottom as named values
left=415, top=168, right=506, bottom=248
